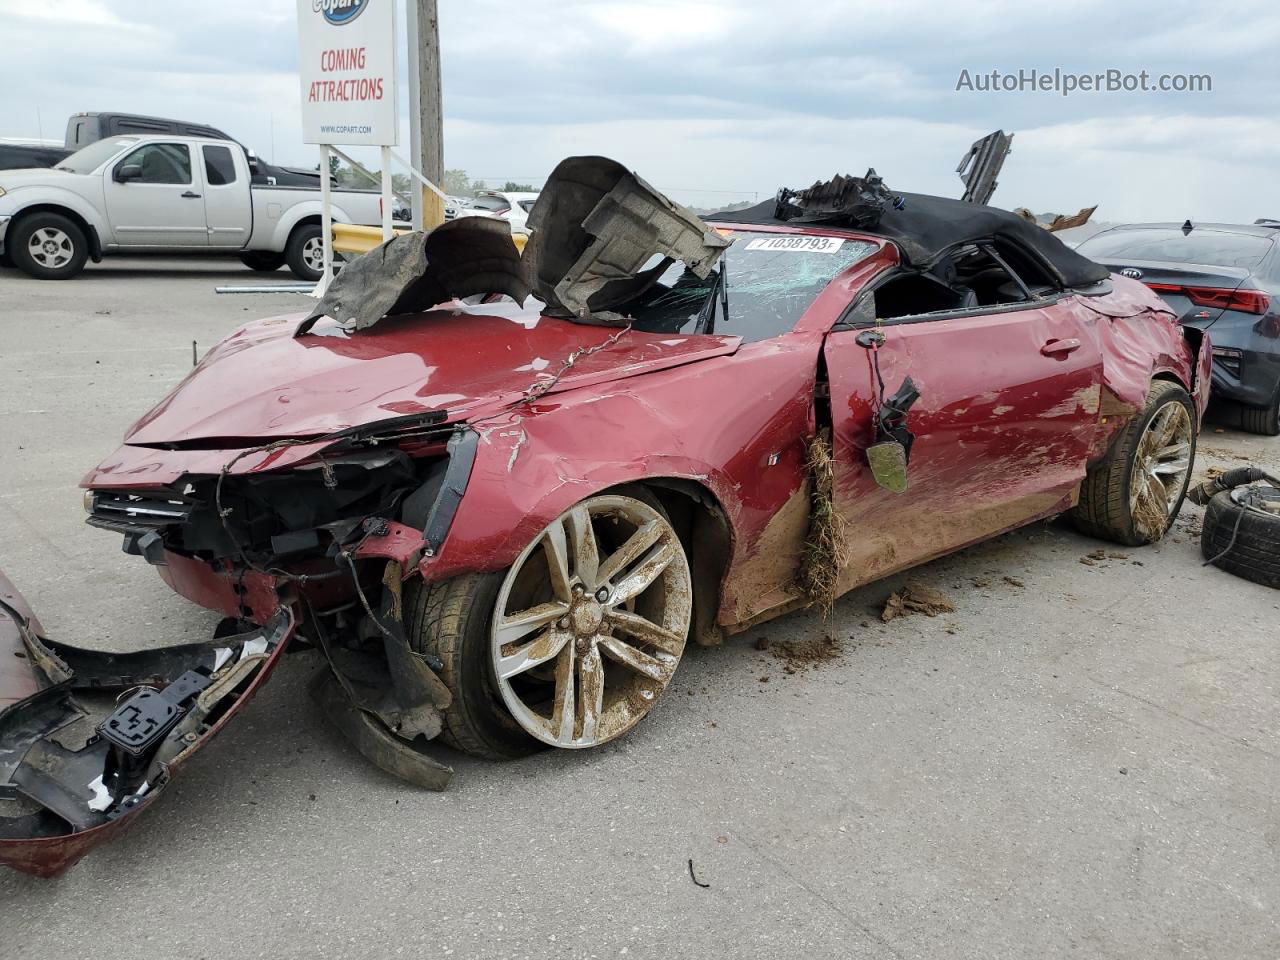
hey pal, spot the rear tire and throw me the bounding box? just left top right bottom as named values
left=239, top=251, right=286, bottom=272
left=1201, top=487, right=1280, bottom=588
left=285, top=223, right=325, bottom=282
left=9, top=212, right=88, bottom=280
left=1070, top=380, right=1196, bottom=546
left=1240, top=392, right=1280, bottom=436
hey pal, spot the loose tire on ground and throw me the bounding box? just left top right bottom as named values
left=1070, top=380, right=1196, bottom=546
left=9, top=212, right=89, bottom=280
left=239, top=251, right=287, bottom=272
left=285, top=222, right=325, bottom=282
left=1200, top=488, right=1280, bottom=588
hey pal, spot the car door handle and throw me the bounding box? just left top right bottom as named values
left=1040, top=338, right=1081, bottom=356
left=181, top=191, right=201, bottom=199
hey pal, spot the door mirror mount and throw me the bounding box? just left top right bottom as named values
left=115, top=164, right=142, bottom=183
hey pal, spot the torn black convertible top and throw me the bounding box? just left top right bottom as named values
left=707, top=190, right=1110, bottom=288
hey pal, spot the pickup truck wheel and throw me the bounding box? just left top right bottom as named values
left=10, top=213, right=88, bottom=280
left=1070, top=380, right=1196, bottom=546
left=285, top=224, right=325, bottom=282
left=239, top=251, right=286, bottom=272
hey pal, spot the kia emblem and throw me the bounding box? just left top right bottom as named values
left=1120, top=267, right=1142, bottom=280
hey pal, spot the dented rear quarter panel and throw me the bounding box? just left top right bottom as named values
left=1073, top=275, right=1209, bottom=456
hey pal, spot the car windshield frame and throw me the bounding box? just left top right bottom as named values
left=620, top=228, right=879, bottom=344
left=54, top=136, right=140, bottom=175
left=1076, top=228, right=1274, bottom=270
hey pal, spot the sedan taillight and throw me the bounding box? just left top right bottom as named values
left=1145, top=282, right=1271, bottom=314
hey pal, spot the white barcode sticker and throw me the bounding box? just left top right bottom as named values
left=745, top=236, right=845, bottom=253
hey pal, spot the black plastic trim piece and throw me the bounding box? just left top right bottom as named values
left=421, top=426, right=478, bottom=556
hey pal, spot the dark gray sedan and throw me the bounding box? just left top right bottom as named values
left=1076, top=221, right=1280, bottom=434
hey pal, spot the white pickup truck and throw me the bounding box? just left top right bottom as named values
left=0, top=134, right=382, bottom=281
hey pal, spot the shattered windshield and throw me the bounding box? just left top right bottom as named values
left=624, top=231, right=877, bottom=342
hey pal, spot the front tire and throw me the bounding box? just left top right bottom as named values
left=9, top=212, right=88, bottom=280
left=1070, top=380, right=1196, bottom=546
left=405, top=491, right=693, bottom=758
left=285, top=223, right=325, bottom=282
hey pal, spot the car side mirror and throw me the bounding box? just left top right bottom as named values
left=246, top=150, right=260, bottom=174
left=115, top=164, right=142, bottom=183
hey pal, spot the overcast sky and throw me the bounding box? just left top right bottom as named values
left=2, top=0, right=1277, bottom=221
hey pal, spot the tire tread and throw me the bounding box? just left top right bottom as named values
left=1201, top=491, right=1280, bottom=588
left=1070, top=380, right=1194, bottom=546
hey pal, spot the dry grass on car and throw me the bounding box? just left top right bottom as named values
left=797, top=431, right=848, bottom=614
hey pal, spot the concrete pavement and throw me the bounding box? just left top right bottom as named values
left=0, top=257, right=1276, bottom=959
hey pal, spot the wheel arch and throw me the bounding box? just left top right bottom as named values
left=272, top=202, right=355, bottom=251
left=10, top=203, right=104, bottom=262
left=620, top=477, right=735, bottom=648
left=424, top=458, right=742, bottom=646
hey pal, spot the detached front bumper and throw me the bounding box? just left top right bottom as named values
left=0, top=573, right=295, bottom=877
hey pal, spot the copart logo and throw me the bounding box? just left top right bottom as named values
left=1120, top=267, right=1143, bottom=280
left=314, top=0, right=366, bottom=26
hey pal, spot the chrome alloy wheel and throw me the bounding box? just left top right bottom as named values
left=28, top=227, right=74, bottom=269
left=301, top=235, right=326, bottom=273
left=1130, top=400, right=1193, bottom=540
left=490, top=495, right=692, bottom=749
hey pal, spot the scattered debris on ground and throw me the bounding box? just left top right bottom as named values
left=882, top=582, right=955, bottom=621
left=1080, top=548, right=1133, bottom=566
left=1003, top=576, right=1025, bottom=588
left=688, top=859, right=711, bottom=888
left=769, top=633, right=842, bottom=674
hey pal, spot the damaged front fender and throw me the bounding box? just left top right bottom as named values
left=0, top=575, right=294, bottom=877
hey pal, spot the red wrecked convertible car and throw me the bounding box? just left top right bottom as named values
left=0, top=159, right=1210, bottom=875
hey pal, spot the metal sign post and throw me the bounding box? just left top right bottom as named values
left=297, top=0, right=400, bottom=292
left=318, top=143, right=335, bottom=293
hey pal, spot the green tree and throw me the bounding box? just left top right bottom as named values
left=442, top=169, right=470, bottom=196
left=502, top=181, right=535, bottom=192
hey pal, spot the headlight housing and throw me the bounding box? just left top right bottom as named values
left=0, top=186, right=7, bottom=198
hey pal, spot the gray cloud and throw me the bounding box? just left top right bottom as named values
left=1, top=0, right=1275, bottom=220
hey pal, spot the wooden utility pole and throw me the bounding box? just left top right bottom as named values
left=407, top=0, right=444, bottom=230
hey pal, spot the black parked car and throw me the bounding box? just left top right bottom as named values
left=1076, top=221, right=1280, bottom=434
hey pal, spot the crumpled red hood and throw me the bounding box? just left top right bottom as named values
left=125, top=301, right=738, bottom=445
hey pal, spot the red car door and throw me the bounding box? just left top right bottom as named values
left=822, top=257, right=1103, bottom=595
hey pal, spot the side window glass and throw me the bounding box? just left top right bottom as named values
left=203, top=145, right=237, bottom=186
left=121, top=143, right=191, bottom=184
